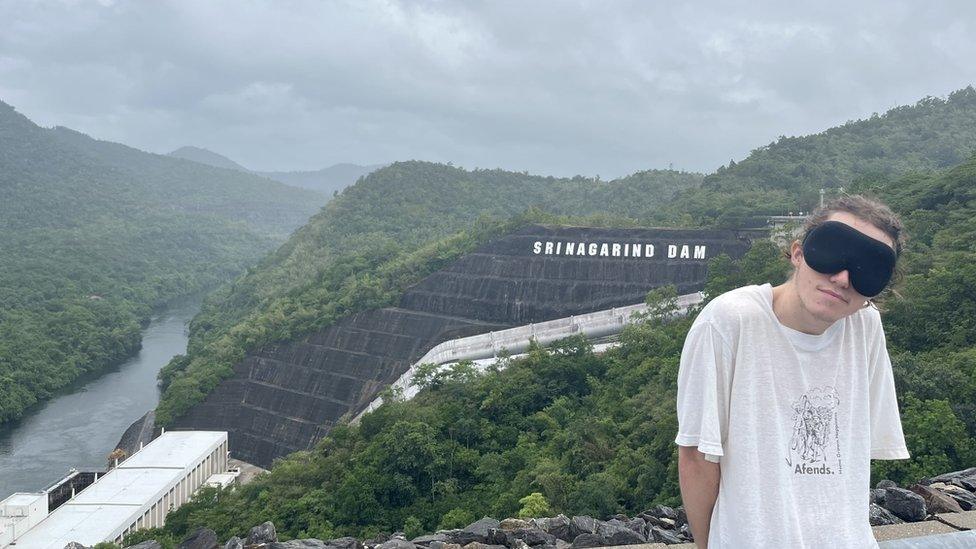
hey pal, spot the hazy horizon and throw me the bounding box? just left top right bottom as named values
left=2, top=1, right=975, bottom=178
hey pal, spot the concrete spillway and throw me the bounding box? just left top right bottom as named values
left=172, top=224, right=754, bottom=467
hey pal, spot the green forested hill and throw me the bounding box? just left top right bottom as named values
left=0, top=100, right=323, bottom=423
left=655, top=86, right=976, bottom=227
left=148, top=153, right=976, bottom=544
left=154, top=162, right=704, bottom=423
left=168, top=146, right=249, bottom=172
left=47, top=127, right=322, bottom=238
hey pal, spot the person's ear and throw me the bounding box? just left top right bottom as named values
left=790, top=240, right=803, bottom=269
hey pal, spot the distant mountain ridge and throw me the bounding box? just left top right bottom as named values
left=257, top=163, right=388, bottom=196
left=169, top=145, right=248, bottom=171
left=167, top=145, right=385, bottom=196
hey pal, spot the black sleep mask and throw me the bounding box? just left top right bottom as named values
left=801, top=220, right=896, bottom=298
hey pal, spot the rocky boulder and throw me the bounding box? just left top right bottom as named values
left=519, top=528, right=557, bottom=546
left=326, top=538, right=365, bottom=549
left=869, top=503, right=904, bottom=526
left=365, top=534, right=392, bottom=548
left=269, top=542, right=331, bottom=549
left=489, top=527, right=556, bottom=547
left=428, top=543, right=463, bottom=549
left=909, top=484, right=964, bottom=514
left=498, top=519, right=532, bottom=530
left=180, top=527, right=219, bottom=549
left=411, top=534, right=449, bottom=546
left=597, top=519, right=645, bottom=545
left=531, top=515, right=572, bottom=542
left=451, top=518, right=501, bottom=546
left=674, top=507, right=688, bottom=530
left=647, top=526, right=683, bottom=544
left=870, top=488, right=886, bottom=505
left=567, top=533, right=603, bottom=549
left=567, top=516, right=599, bottom=540
left=882, top=487, right=927, bottom=522
left=125, top=542, right=163, bottom=549
left=932, top=482, right=976, bottom=511
left=460, top=543, right=506, bottom=549
left=928, top=467, right=976, bottom=491
left=247, top=521, right=279, bottom=545
left=376, top=540, right=417, bottom=549
left=640, top=505, right=678, bottom=521
left=565, top=517, right=648, bottom=547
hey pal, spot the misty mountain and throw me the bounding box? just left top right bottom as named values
left=256, top=163, right=387, bottom=196
left=168, top=145, right=248, bottom=171
left=167, top=145, right=383, bottom=196
left=0, top=99, right=323, bottom=424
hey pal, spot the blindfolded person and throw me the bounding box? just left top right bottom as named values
left=674, top=195, right=910, bottom=548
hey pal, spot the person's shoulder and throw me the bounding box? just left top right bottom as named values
left=692, top=284, right=771, bottom=339
left=698, top=284, right=770, bottom=323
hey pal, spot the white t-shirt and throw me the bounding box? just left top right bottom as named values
left=674, top=283, right=910, bottom=548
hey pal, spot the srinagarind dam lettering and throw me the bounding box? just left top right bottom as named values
left=532, top=241, right=707, bottom=260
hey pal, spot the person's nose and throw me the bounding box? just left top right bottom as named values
left=830, top=269, right=851, bottom=288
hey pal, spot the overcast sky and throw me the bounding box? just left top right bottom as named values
left=2, top=1, right=975, bottom=178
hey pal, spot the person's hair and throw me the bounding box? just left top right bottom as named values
left=784, top=194, right=908, bottom=309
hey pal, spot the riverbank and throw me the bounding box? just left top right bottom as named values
left=0, top=292, right=203, bottom=499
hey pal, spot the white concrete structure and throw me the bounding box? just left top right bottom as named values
left=204, top=468, right=241, bottom=489
left=353, top=291, right=703, bottom=423
left=4, top=431, right=228, bottom=548
left=0, top=492, right=48, bottom=546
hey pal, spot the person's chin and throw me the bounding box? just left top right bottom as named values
left=806, top=294, right=842, bottom=317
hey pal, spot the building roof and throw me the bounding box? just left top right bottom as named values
left=1, top=493, right=44, bottom=508
left=10, top=505, right=136, bottom=548
left=11, top=431, right=225, bottom=548
left=118, top=430, right=225, bottom=469
left=69, top=468, right=184, bottom=506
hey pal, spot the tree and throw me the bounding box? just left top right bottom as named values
left=703, top=239, right=789, bottom=300
left=517, top=492, right=552, bottom=518
left=871, top=396, right=976, bottom=485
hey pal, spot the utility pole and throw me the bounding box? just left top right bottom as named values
left=820, top=187, right=825, bottom=208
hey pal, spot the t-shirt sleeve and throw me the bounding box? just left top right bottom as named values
left=674, top=319, right=733, bottom=462
left=868, top=324, right=910, bottom=460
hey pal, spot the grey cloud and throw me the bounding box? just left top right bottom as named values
left=1, top=0, right=975, bottom=177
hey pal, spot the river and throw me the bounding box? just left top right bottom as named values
left=0, top=293, right=202, bottom=500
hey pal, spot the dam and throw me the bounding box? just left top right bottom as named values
left=171, top=224, right=755, bottom=467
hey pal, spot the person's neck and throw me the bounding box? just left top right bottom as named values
left=771, top=281, right=833, bottom=336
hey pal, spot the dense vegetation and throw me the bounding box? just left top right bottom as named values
left=0, top=100, right=322, bottom=424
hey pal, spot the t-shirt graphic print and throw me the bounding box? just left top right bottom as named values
left=788, top=386, right=842, bottom=475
